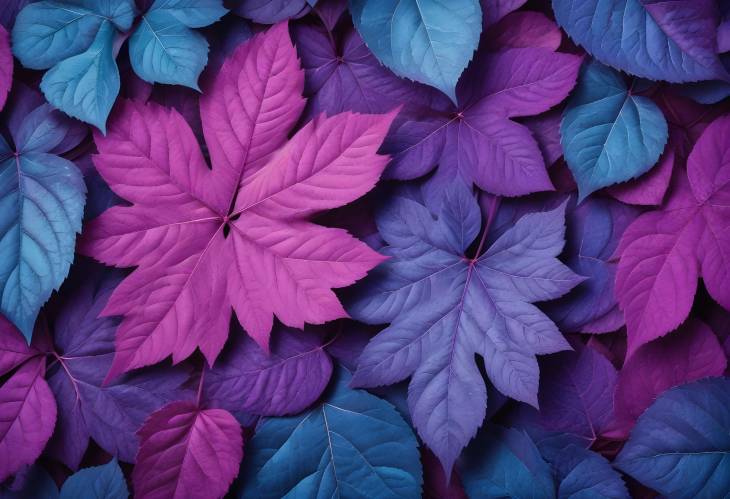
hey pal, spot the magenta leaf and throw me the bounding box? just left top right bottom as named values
left=0, top=315, right=37, bottom=376
left=616, top=114, right=730, bottom=356
left=203, top=325, right=332, bottom=416
left=347, top=179, right=582, bottom=473
left=79, top=22, right=395, bottom=379
left=0, top=356, right=56, bottom=482
left=0, top=25, right=12, bottom=111
left=608, top=318, right=727, bottom=439
left=133, top=402, right=243, bottom=499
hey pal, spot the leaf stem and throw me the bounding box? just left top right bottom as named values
left=473, top=195, right=501, bottom=259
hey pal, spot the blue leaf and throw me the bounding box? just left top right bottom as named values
left=238, top=369, right=423, bottom=499
left=145, top=0, right=227, bottom=28
left=1, top=465, right=59, bottom=499
left=561, top=61, right=668, bottom=201
left=12, top=1, right=106, bottom=69
left=40, top=20, right=119, bottom=133
left=0, top=127, right=86, bottom=341
left=128, top=9, right=210, bottom=90
left=552, top=0, right=728, bottom=82
left=615, top=377, right=730, bottom=498
left=461, top=426, right=555, bottom=499
left=553, top=445, right=629, bottom=499
left=80, top=0, right=136, bottom=30
left=349, top=0, right=482, bottom=102
left=59, top=459, right=129, bottom=499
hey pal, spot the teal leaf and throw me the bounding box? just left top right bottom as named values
left=349, top=0, right=482, bottom=102
left=60, top=460, right=129, bottom=499
left=239, top=369, right=423, bottom=499
left=615, top=377, right=730, bottom=499
left=80, top=0, right=136, bottom=30
left=145, top=0, right=227, bottom=28
left=128, top=9, right=210, bottom=90
left=561, top=61, right=668, bottom=201
left=40, top=20, right=119, bottom=133
left=12, top=1, right=106, bottom=69
left=0, top=134, right=86, bottom=341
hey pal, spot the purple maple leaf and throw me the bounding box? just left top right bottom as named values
left=347, top=178, right=582, bottom=474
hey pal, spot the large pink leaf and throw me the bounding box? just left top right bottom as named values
left=79, top=22, right=395, bottom=379
left=0, top=357, right=56, bottom=481
left=133, top=402, right=243, bottom=499
left=0, top=26, right=11, bottom=111
left=616, top=115, right=730, bottom=356
left=608, top=319, right=726, bottom=439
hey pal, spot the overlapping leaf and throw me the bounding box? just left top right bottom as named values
left=80, top=23, right=395, bottom=379
left=616, top=377, right=730, bottom=497
left=349, top=0, right=482, bottom=101
left=239, top=368, right=422, bottom=498
left=45, top=267, right=189, bottom=469
left=133, top=401, right=243, bottom=499
left=553, top=0, right=728, bottom=83
left=0, top=92, right=86, bottom=340
left=616, top=114, right=730, bottom=356
left=12, top=0, right=226, bottom=130
left=348, top=179, right=582, bottom=473
left=383, top=23, right=581, bottom=200
left=561, top=61, right=668, bottom=200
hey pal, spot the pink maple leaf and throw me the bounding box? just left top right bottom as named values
left=80, top=22, right=394, bottom=381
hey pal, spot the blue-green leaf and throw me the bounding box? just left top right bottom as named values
left=0, top=135, right=86, bottom=341
left=239, top=369, right=422, bottom=499
left=40, top=20, right=119, bottom=133
left=60, top=460, right=129, bottom=499
left=561, top=61, right=668, bottom=201
left=12, top=1, right=106, bottom=69
left=349, top=0, right=482, bottom=102
left=128, top=9, right=210, bottom=90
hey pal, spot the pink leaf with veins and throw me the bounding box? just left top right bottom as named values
left=79, top=22, right=394, bottom=381
left=0, top=26, right=11, bottom=111
left=616, top=114, right=730, bottom=357
left=607, top=318, right=726, bottom=440
left=133, top=402, right=243, bottom=499
left=0, top=357, right=56, bottom=481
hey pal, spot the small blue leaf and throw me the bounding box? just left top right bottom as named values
left=59, top=459, right=129, bottom=499
left=561, top=61, right=668, bottom=201
left=40, top=20, right=119, bottom=133
left=12, top=2, right=106, bottom=69
left=239, top=368, right=423, bottom=499
left=615, top=377, right=730, bottom=499
left=146, top=0, right=227, bottom=28
left=128, top=9, right=209, bottom=90
left=349, top=0, right=482, bottom=102
left=82, top=0, right=136, bottom=31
